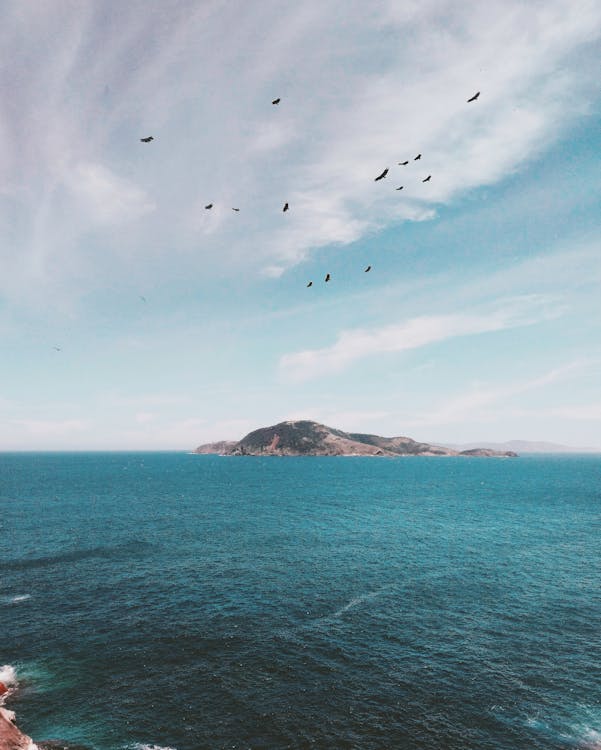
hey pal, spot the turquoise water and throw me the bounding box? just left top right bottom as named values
left=1, top=453, right=600, bottom=749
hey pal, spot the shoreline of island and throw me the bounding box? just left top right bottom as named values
left=194, top=419, right=519, bottom=458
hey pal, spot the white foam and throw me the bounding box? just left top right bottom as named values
left=1, top=594, right=32, bottom=605
left=131, top=745, right=178, bottom=750
left=0, top=664, right=17, bottom=686
left=580, top=728, right=601, bottom=748
left=0, top=664, right=18, bottom=707
left=333, top=585, right=393, bottom=618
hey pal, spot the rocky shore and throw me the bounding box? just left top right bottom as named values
left=0, top=707, right=35, bottom=750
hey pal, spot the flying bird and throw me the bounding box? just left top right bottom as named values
left=364, top=265, right=371, bottom=273
left=283, top=202, right=289, bottom=212
left=374, top=168, right=389, bottom=181
left=139, top=296, right=147, bottom=303
left=140, top=136, right=154, bottom=143
left=307, top=281, right=313, bottom=287
left=52, top=346, right=62, bottom=352
left=396, top=186, right=404, bottom=191
left=422, top=175, right=431, bottom=182
left=414, top=154, right=422, bottom=160
left=232, top=208, right=240, bottom=212
left=272, top=98, right=281, bottom=105
left=325, top=273, right=331, bottom=282
left=205, top=203, right=213, bottom=209
left=398, top=160, right=409, bottom=165
left=467, top=91, right=480, bottom=102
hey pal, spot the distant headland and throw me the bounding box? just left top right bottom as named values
left=194, top=420, right=518, bottom=457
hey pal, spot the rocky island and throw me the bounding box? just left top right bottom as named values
left=195, top=420, right=518, bottom=457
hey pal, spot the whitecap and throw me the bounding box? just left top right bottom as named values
left=333, top=585, right=394, bottom=618
left=0, top=664, right=17, bottom=686
left=1, top=594, right=32, bottom=605
left=130, top=744, right=179, bottom=750
left=579, top=728, right=601, bottom=749
left=0, top=664, right=18, bottom=706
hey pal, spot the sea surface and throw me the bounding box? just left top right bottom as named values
left=1, top=452, right=600, bottom=750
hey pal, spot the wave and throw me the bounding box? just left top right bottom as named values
left=580, top=729, right=601, bottom=749
left=0, top=664, right=18, bottom=706
left=2, top=540, right=152, bottom=571
left=333, top=585, right=393, bottom=618
left=130, top=744, right=179, bottom=750
left=1, top=594, right=32, bottom=604
left=0, top=664, right=17, bottom=686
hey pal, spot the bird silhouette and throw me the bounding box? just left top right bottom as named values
left=422, top=175, right=431, bottom=182
left=140, top=136, right=154, bottom=143
left=414, top=154, right=421, bottom=160
left=396, top=186, right=404, bottom=190
left=364, top=265, right=371, bottom=273
left=325, top=273, right=331, bottom=282
left=467, top=92, right=480, bottom=102
left=52, top=346, right=62, bottom=352
left=307, top=281, right=313, bottom=287
left=398, top=160, right=409, bottom=165
left=374, top=168, right=389, bottom=181
left=232, top=208, right=240, bottom=211
left=283, top=202, right=289, bottom=212
left=139, top=296, right=147, bottom=303
left=205, top=204, right=213, bottom=209
left=272, top=98, right=281, bottom=105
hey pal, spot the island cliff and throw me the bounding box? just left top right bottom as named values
left=195, top=420, right=518, bottom=457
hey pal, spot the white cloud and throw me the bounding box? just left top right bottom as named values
left=64, top=162, right=155, bottom=225
left=279, top=295, right=560, bottom=381
left=251, top=0, right=601, bottom=270
left=0, top=0, right=598, bottom=303
left=408, top=360, right=593, bottom=426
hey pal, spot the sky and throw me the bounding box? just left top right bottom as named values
left=0, top=0, right=600, bottom=450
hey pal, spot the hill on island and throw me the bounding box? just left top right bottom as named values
left=194, top=420, right=518, bottom=457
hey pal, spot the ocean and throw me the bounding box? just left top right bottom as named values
left=1, top=452, right=600, bottom=750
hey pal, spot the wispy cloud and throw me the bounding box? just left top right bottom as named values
left=0, top=0, right=599, bottom=303
left=408, top=360, right=594, bottom=427
left=279, top=295, right=561, bottom=381
left=64, top=162, right=154, bottom=225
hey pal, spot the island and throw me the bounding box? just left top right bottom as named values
left=195, top=420, right=518, bottom=457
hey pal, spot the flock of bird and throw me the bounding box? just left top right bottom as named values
left=137, top=90, right=480, bottom=291
left=52, top=91, right=480, bottom=353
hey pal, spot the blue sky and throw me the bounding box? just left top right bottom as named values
left=0, top=0, right=600, bottom=450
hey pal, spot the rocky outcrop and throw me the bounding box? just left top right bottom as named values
left=0, top=708, right=35, bottom=750
left=194, top=440, right=237, bottom=455
left=458, top=448, right=518, bottom=457
left=195, top=420, right=518, bottom=458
